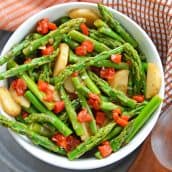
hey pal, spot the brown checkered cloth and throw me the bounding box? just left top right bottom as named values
left=0, top=0, right=171, bottom=110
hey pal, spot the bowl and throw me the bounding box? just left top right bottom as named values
left=0, top=2, right=164, bottom=170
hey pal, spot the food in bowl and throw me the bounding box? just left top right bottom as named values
left=0, top=3, right=162, bottom=162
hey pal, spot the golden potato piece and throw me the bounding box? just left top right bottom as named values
left=0, top=87, right=21, bottom=117
left=109, top=69, right=129, bottom=94
left=9, top=86, right=30, bottom=108
left=53, top=43, right=69, bottom=76
left=64, top=76, right=75, bottom=93
left=145, top=63, right=161, bottom=99
left=68, top=8, right=99, bottom=26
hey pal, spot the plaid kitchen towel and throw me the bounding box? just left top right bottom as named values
left=0, top=0, right=171, bottom=110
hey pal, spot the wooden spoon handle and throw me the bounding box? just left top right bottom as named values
left=128, top=136, right=171, bottom=172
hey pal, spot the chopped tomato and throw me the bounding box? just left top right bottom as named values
left=111, top=54, right=122, bottom=64
left=48, top=22, right=57, bottom=30
left=24, top=58, right=32, bottom=64
left=21, top=112, right=29, bottom=119
left=71, top=72, right=79, bottom=77
left=38, top=80, right=49, bottom=92
left=96, top=111, right=106, bottom=125
left=116, top=118, right=128, bottom=127
left=82, top=40, right=94, bottom=53
left=112, top=112, right=120, bottom=122
left=132, top=95, right=144, bottom=103
left=113, top=108, right=122, bottom=115
left=36, top=18, right=49, bottom=35
left=75, top=45, right=87, bottom=56
left=121, top=115, right=130, bottom=121
left=88, top=93, right=101, bottom=110
left=100, top=68, right=115, bottom=81
left=80, top=23, right=89, bottom=35
left=65, top=135, right=80, bottom=152
left=11, top=78, right=27, bottom=96
left=53, top=101, right=65, bottom=114
left=77, top=109, right=92, bottom=123
left=52, top=134, right=80, bottom=152
left=52, top=133, right=67, bottom=149
left=41, top=45, right=54, bottom=55
left=98, top=141, right=112, bottom=158
left=43, top=89, right=54, bottom=102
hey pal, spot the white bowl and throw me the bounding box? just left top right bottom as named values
left=0, top=2, right=164, bottom=170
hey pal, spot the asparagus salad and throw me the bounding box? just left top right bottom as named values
left=0, top=4, right=162, bottom=160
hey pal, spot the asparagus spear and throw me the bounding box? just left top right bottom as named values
left=92, top=60, right=129, bottom=69
left=23, top=18, right=86, bottom=56
left=125, top=95, right=162, bottom=143
left=123, top=43, right=145, bottom=94
left=88, top=71, right=137, bottom=108
left=0, top=51, right=58, bottom=80
left=97, top=3, right=138, bottom=48
left=89, top=29, right=122, bottom=49
left=60, top=86, right=85, bottom=137
left=25, top=113, right=70, bottom=133
left=69, top=50, right=85, bottom=63
left=0, top=33, right=42, bottom=66
left=68, top=30, right=110, bottom=52
left=72, top=77, right=97, bottom=135
left=98, top=27, right=125, bottom=43
left=25, top=91, right=72, bottom=136
left=59, top=99, right=80, bottom=123
left=72, top=76, right=122, bottom=112
left=39, top=63, right=52, bottom=83
left=28, top=123, right=56, bottom=137
left=62, top=34, right=79, bottom=50
left=95, top=95, right=162, bottom=159
left=0, top=115, right=66, bottom=155
left=67, top=122, right=115, bottom=160
left=53, top=46, right=124, bottom=89
left=80, top=70, right=100, bottom=94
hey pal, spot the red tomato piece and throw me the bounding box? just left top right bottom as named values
left=112, top=112, right=120, bottom=122
left=11, top=78, right=27, bottom=96
left=65, top=135, right=80, bottom=152
left=38, top=80, right=49, bottom=92
left=52, top=133, right=67, bottom=149
left=48, top=22, right=57, bottom=30
left=41, top=45, right=54, bottom=55
left=116, top=118, right=128, bottom=127
left=98, top=141, right=112, bottom=158
left=96, top=111, right=106, bottom=125
left=113, top=108, right=122, bottom=115
left=121, top=115, right=130, bottom=121
left=87, top=93, right=101, bottom=110
left=77, top=109, right=92, bottom=123
left=71, top=72, right=79, bottom=77
left=100, top=67, right=115, bottom=81
left=111, top=54, right=122, bottom=64
left=21, top=112, right=29, bottom=119
left=80, top=23, right=89, bottom=35
left=36, top=18, right=49, bottom=35
left=53, top=101, right=65, bottom=114
left=75, top=45, right=87, bottom=56
left=82, top=40, right=94, bottom=53
left=132, top=95, right=145, bottom=103
left=43, top=89, right=54, bottom=102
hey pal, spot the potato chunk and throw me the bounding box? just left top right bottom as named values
left=145, top=63, right=161, bottom=99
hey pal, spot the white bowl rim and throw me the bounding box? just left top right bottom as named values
left=0, top=2, right=164, bottom=170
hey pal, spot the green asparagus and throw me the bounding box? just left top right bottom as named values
left=67, top=122, right=115, bottom=160
left=0, top=51, right=58, bottom=80
left=88, top=71, right=137, bottom=108
left=98, top=3, right=138, bottom=48
left=0, top=115, right=66, bottom=155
